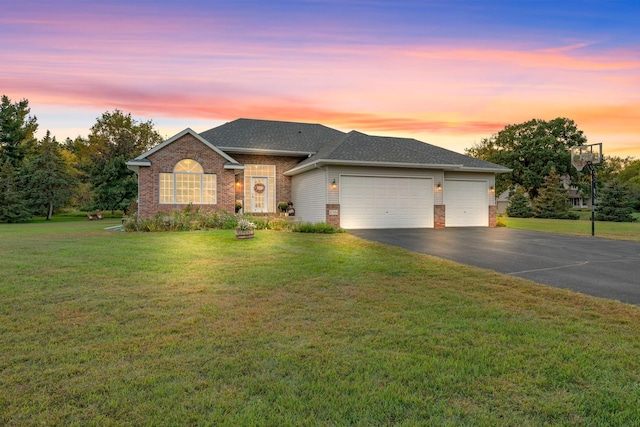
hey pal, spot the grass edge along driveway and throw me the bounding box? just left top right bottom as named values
left=1, top=220, right=639, bottom=426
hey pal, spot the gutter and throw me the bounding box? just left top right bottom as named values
left=284, top=159, right=511, bottom=176
left=217, top=147, right=316, bottom=157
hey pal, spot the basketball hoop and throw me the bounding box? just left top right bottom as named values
left=571, top=143, right=602, bottom=172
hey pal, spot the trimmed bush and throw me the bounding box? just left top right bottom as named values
left=123, top=208, right=239, bottom=232
left=123, top=210, right=346, bottom=234
left=291, top=222, right=343, bottom=234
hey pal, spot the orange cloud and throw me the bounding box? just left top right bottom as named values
left=3, top=2, right=639, bottom=158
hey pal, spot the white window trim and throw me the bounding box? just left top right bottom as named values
left=159, top=161, right=217, bottom=204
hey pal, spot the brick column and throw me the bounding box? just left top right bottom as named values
left=489, top=205, right=497, bottom=227
left=326, top=204, right=340, bottom=228
left=434, top=205, right=445, bottom=229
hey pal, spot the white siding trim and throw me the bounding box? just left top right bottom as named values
left=292, top=168, right=327, bottom=223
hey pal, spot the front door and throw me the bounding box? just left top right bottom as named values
left=251, top=177, right=269, bottom=213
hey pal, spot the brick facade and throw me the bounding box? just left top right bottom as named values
left=137, top=134, right=236, bottom=218
left=136, top=135, right=306, bottom=218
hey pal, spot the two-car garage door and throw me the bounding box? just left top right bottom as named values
left=340, top=176, right=434, bottom=229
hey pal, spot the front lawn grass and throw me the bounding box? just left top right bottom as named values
left=1, top=221, right=639, bottom=426
left=503, top=216, right=640, bottom=241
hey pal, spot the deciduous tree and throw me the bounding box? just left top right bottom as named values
left=85, top=110, right=162, bottom=213
left=615, top=159, right=640, bottom=211
left=466, top=117, right=586, bottom=199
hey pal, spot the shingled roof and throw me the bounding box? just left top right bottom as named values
left=199, top=118, right=345, bottom=154
left=155, top=118, right=511, bottom=175
left=285, top=130, right=511, bottom=175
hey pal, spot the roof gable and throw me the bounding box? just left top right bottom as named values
left=127, top=128, right=239, bottom=165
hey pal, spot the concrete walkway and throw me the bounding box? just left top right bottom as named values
left=349, top=228, right=640, bottom=305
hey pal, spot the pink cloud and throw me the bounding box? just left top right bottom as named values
left=2, top=2, right=639, bottom=157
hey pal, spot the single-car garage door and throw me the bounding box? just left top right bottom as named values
left=341, top=176, right=433, bottom=229
left=444, top=180, right=488, bottom=227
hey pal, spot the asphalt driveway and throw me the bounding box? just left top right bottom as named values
left=349, top=228, right=640, bottom=305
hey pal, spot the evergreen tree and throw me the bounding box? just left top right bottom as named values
left=506, top=189, right=534, bottom=218
left=595, top=181, right=636, bottom=222
left=533, top=169, right=579, bottom=219
left=23, top=132, right=75, bottom=220
left=0, top=159, right=32, bottom=223
left=0, top=95, right=38, bottom=167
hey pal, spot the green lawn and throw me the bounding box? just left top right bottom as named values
left=1, top=221, right=639, bottom=426
left=503, top=215, right=640, bottom=242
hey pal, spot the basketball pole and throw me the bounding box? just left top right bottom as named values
left=592, top=164, right=596, bottom=236
left=571, top=143, right=601, bottom=237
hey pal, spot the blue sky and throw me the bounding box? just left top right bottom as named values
left=2, top=0, right=639, bottom=156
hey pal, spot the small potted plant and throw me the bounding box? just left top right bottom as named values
left=277, top=202, right=289, bottom=216
left=235, top=218, right=255, bottom=239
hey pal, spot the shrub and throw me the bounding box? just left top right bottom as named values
left=268, top=217, right=288, bottom=231
left=123, top=211, right=347, bottom=233
left=123, top=209, right=239, bottom=232
left=247, top=216, right=269, bottom=230
left=291, top=222, right=343, bottom=234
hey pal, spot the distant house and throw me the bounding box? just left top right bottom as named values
left=568, top=187, right=587, bottom=208
left=496, top=190, right=511, bottom=214
left=497, top=180, right=588, bottom=215
left=127, top=119, right=511, bottom=228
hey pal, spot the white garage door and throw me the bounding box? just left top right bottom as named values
left=444, top=180, right=488, bottom=227
left=341, top=176, right=433, bottom=229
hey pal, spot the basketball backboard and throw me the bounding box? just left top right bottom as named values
left=570, top=143, right=602, bottom=172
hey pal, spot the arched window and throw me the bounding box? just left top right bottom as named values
left=159, top=159, right=216, bottom=204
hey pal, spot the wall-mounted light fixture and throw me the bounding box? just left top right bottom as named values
left=331, top=179, right=337, bottom=189
left=235, top=177, right=241, bottom=188
left=436, top=182, right=442, bottom=191
left=489, top=185, right=495, bottom=193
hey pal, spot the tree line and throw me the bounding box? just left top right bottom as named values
left=0, top=95, right=162, bottom=222
left=1, top=96, right=638, bottom=223
left=466, top=117, right=639, bottom=221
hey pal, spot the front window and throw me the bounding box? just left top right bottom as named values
left=159, top=159, right=216, bottom=204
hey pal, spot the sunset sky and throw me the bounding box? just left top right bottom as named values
left=2, top=0, right=639, bottom=158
